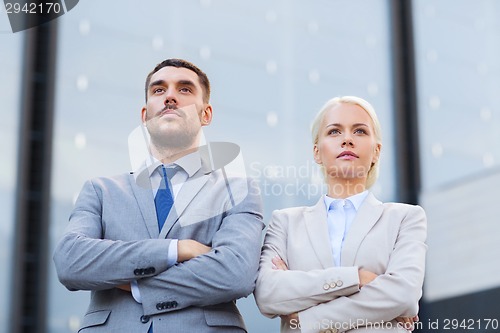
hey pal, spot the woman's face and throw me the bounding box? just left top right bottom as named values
left=314, top=102, right=381, bottom=184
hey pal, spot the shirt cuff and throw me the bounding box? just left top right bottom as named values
left=167, top=239, right=178, bottom=267
left=131, top=280, right=142, bottom=303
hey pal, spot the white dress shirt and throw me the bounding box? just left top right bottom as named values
left=323, top=190, right=369, bottom=266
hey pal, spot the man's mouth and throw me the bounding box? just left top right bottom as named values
left=159, top=106, right=180, bottom=117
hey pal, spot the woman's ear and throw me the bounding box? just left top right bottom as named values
left=372, top=143, right=382, bottom=164
left=313, top=144, right=322, bottom=164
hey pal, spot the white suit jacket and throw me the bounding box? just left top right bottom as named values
left=254, top=193, right=427, bottom=333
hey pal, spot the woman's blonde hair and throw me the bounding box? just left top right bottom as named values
left=310, top=96, right=382, bottom=189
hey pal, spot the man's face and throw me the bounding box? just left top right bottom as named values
left=141, top=66, right=212, bottom=151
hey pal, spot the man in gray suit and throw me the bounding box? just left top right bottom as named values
left=54, top=58, right=264, bottom=332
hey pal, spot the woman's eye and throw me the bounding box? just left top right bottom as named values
left=328, top=129, right=340, bottom=135
left=355, top=128, right=367, bottom=134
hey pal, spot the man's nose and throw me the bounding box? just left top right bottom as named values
left=164, top=89, right=177, bottom=105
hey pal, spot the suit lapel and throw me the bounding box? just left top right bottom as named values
left=304, top=198, right=335, bottom=269
left=341, top=192, right=383, bottom=266
left=129, top=168, right=159, bottom=239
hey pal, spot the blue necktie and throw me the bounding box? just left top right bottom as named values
left=154, top=165, right=174, bottom=232
left=149, top=166, right=174, bottom=333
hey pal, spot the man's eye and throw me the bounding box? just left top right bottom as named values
left=179, top=87, right=191, bottom=93
left=153, top=88, right=164, bottom=94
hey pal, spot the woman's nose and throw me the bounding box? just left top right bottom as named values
left=342, top=136, right=354, bottom=147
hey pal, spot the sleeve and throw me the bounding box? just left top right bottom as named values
left=131, top=239, right=179, bottom=303
left=298, top=205, right=428, bottom=333
left=137, top=178, right=265, bottom=316
left=53, top=179, right=173, bottom=291
left=254, top=210, right=360, bottom=318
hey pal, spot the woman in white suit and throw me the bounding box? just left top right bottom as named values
left=255, top=96, right=427, bottom=333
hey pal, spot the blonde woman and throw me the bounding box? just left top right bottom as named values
left=255, top=96, right=427, bottom=333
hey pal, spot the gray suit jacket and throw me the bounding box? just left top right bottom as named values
left=255, top=193, right=427, bottom=333
left=54, top=153, right=264, bottom=332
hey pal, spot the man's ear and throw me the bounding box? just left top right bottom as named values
left=141, top=106, right=147, bottom=125
left=313, top=144, right=322, bottom=164
left=201, top=104, right=213, bottom=126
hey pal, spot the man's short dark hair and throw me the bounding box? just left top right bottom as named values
left=144, top=58, right=211, bottom=103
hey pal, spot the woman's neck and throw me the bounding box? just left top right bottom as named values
left=326, top=178, right=366, bottom=199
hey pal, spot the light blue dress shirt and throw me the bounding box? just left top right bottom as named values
left=323, top=190, right=369, bottom=267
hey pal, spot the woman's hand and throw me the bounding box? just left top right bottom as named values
left=272, top=256, right=300, bottom=324
left=396, top=315, right=419, bottom=331
left=272, top=255, right=288, bottom=271
left=358, top=269, right=378, bottom=288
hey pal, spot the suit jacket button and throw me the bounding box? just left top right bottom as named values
left=140, top=315, right=150, bottom=323
left=172, top=301, right=178, bottom=308
left=336, top=280, right=343, bottom=287
left=147, top=267, right=156, bottom=274
left=134, top=269, right=141, bottom=276
left=323, top=283, right=330, bottom=290
left=330, top=282, right=337, bottom=288
left=156, top=303, right=163, bottom=310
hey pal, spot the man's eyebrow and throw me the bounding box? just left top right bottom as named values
left=148, top=79, right=197, bottom=89
left=177, top=80, right=197, bottom=89
left=149, top=79, right=166, bottom=88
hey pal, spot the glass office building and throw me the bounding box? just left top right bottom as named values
left=1, top=1, right=499, bottom=332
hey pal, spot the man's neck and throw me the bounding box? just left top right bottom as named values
left=150, top=144, right=199, bottom=164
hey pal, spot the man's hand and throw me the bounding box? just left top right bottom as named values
left=177, top=239, right=211, bottom=262
left=358, top=269, right=378, bottom=288
left=116, top=284, right=131, bottom=292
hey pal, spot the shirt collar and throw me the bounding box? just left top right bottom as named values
left=323, top=190, right=369, bottom=211
left=145, top=150, right=201, bottom=178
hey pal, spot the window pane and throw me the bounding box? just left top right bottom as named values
left=414, top=0, right=500, bottom=305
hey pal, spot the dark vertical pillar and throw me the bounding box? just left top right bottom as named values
left=389, top=0, right=421, bottom=205
left=389, top=1, right=426, bottom=332
left=9, top=15, right=58, bottom=333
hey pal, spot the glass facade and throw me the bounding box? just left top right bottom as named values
left=47, top=1, right=395, bottom=332
left=0, top=25, right=22, bottom=333
left=13, top=0, right=500, bottom=331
